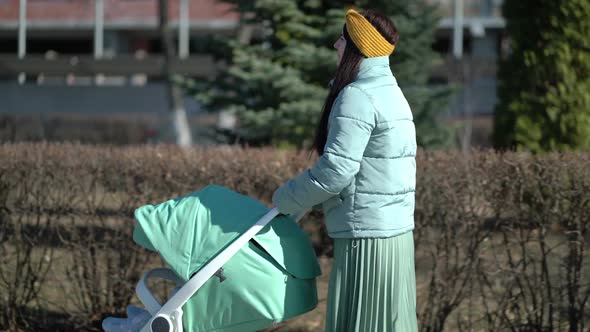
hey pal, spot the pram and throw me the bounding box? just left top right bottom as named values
left=102, top=185, right=321, bottom=332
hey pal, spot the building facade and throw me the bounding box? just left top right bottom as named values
left=0, top=0, right=504, bottom=144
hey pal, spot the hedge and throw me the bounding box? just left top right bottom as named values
left=0, top=143, right=589, bottom=331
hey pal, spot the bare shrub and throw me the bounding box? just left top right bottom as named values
left=0, top=143, right=588, bottom=331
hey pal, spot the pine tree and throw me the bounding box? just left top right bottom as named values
left=186, top=0, right=341, bottom=148
left=190, top=0, right=454, bottom=149
left=494, top=0, right=590, bottom=152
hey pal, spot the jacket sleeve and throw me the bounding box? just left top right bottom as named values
left=272, top=85, right=375, bottom=215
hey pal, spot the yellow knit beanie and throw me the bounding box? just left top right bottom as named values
left=345, top=9, right=395, bottom=58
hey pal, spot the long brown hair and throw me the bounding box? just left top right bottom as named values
left=311, top=9, right=400, bottom=156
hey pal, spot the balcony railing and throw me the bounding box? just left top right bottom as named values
left=427, top=0, right=503, bottom=18
left=0, top=54, right=218, bottom=79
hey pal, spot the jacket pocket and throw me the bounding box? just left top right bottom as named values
left=323, top=195, right=343, bottom=214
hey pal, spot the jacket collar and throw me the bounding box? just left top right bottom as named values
left=356, top=56, right=392, bottom=81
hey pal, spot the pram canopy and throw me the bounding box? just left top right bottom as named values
left=132, top=185, right=321, bottom=331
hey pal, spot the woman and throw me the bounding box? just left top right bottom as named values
left=272, top=8, right=418, bottom=332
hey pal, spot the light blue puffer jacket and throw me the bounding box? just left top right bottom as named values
left=272, top=56, right=416, bottom=238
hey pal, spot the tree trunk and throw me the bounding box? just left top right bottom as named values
left=158, top=0, right=192, bottom=147
left=460, top=59, right=472, bottom=153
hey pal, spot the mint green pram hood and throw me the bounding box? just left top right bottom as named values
left=132, top=185, right=321, bottom=332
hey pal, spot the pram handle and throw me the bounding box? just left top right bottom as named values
left=290, top=209, right=310, bottom=224
left=136, top=268, right=184, bottom=315
left=138, top=207, right=309, bottom=332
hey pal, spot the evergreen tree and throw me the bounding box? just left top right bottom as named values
left=189, top=0, right=454, bottom=149
left=494, top=0, right=590, bottom=152
left=186, top=0, right=340, bottom=148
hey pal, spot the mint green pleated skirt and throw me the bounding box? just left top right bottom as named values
left=324, top=231, right=418, bottom=332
